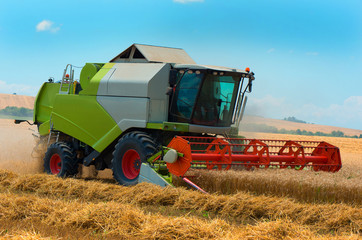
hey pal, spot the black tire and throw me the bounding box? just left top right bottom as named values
left=112, top=132, right=156, bottom=186
left=44, top=142, right=78, bottom=177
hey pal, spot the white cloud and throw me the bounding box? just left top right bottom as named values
left=267, top=48, right=275, bottom=54
left=309, top=96, right=362, bottom=125
left=36, top=20, right=60, bottom=33
left=245, top=95, right=362, bottom=129
left=306, top=52, right=319, bottom=56
left=173, top=0, right=204, bottom=3
left=0, top=80, right=38, bottom=96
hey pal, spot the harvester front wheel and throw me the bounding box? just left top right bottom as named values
left=43, top=142, right=78, bottom=177
left=112, top=132, right=156, bottom=186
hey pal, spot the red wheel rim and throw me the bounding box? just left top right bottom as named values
left=122, top=149, right=141, bottom=180
left=50, top=153, right=62, bottom=175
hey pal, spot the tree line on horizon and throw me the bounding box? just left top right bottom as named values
left=283, top=116, right=308, bottom=124
left=0, top=106, right=33, bottom=117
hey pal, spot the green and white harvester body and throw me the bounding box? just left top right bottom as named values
left=22, top=44, right=340, bottom=189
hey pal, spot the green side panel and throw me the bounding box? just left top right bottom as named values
left=79, top=63, right=104, bottom=90
left=146, top=122, right=189, bottom=132
left=39, top=120, right=50, bottom=135
left=93, top=124, right=124, bottom=151
left=33, top=82, right=61, bottom=124
left=79, top=62, right=115, bottom=96
left=51, top=94, right=122, bottom=152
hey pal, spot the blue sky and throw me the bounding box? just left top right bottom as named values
left=0, top=0, right=361, bottom=129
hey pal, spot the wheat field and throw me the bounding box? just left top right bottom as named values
left=0, top=94, right=35, bottom=110
left=0, top=119, right=361, bottom=239
left=0, top=170, right=361, bottom=239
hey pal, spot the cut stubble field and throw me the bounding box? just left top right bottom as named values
left=0, top=119, right=361, bottom=239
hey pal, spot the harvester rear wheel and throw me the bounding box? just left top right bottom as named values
left=112, top=132, right=156, bottom=186
left=43, top=142, right=78, bottom=177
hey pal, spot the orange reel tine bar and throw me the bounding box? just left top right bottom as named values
left=167, top=136, right=342, bottom=174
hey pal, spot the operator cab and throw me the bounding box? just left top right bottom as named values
left=168, top=65, right=254, bottom=128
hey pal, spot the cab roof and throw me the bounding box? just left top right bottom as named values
left=110, top=44, right=196, bottom=64
left=110, top=44, right=252, bottom=76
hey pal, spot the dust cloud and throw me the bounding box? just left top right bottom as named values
left=0, top=119, right=114, bottom=179
left=0, top=119, right=44, bottom=174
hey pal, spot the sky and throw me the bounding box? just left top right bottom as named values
left=0, top=0, right=361, bottom=129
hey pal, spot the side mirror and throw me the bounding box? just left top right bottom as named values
left=248, top=79, right=252, bottom=92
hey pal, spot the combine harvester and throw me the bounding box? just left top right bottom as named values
left=16, top=44, right=341, bottom=189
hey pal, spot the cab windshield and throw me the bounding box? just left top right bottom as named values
left=169, top=70, right=241, bottom=127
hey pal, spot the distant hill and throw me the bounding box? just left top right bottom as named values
left=240, top=115, right=362, bottom=137
left=0, top=93, right=35, bottom=110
